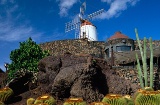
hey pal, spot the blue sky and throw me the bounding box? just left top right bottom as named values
left=0, top=0, right=160, bottom=71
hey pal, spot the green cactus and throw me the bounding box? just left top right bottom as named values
left=122, top=95, right=134, bottom=105
left=63, top=98, right=87, bottom=105
left=34, top=94, right=56, bottom=105
left=149, top=37, right=153, bottom=88
left=0, top=101, right=5, bottom=105
left=135, top=28, right=154, bottom=89
left=0, top=87, right=13, bottom=102
left=134, top=89, right=160, bottom=105
left=90, top=102, right=110, bottom=105
left=102, top=94, right=127, bottom=105
left=27, top=98, right=35, bottom=105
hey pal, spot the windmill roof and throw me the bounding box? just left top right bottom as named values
left=108, top=31, right=129, bottom=40
left=81, top=20, right=93, bottom=26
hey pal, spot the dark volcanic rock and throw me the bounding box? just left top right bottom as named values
left=4, top=53, right=144, bottom=105
left=51, top=56, right=109, bottom=103
left=70, top=64, right=108, bottom=103
left=38, top=56, right=62, bottom=84
left=8, top=71, right=33, bottom=96
left=51, top=63, right=86, bottom=98
left=60, top=53, right=88, bottom=67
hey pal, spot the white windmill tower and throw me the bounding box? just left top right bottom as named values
left=65, top=1, right=104, bottom=41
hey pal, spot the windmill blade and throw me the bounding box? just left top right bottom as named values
left=87, top=9, right=104, bottom=20
left=65, top=21, right=80, bottom=33
left=65, top=15, right=81, bottom=33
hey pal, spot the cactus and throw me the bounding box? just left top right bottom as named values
left=0, top=101, right=5, bottom=105
left=102, top=94, right=127, bottom=105
left=149, top=37, right=153, bottom=88
left=134, top=89, right=160, bottom=105
left=63, top=98, right=87, bottom=105
left=0, top=87, right=13, bottom=102
left=90, top=102, right=110, bottom=105
left=34, top=94, right=56, bottom=105
left=122, top=95, right=134, bottom=105
left=135, top=28, right=154, bottom=89
left=27, top=98, right=35, bottom=105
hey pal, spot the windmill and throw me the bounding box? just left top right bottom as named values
left=65, top=1, right=104, bottom=41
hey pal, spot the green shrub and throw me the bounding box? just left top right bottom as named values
left=7, top=37, right=50, bottom=81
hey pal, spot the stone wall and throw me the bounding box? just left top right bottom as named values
left=39, top=38, right=105, bottom=58
left=113, top=66, right=159, bottom=89
left=39, top=38, right=160, bottom=60
left=134, top=40, right=160, bottom=50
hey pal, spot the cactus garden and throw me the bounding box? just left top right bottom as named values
left=0, top=29, right=160, bottom=105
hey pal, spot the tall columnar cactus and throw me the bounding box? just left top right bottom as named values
left=149, top=37, right=153, bottom=88
left=135, top=28, right=154, bottom=89
left=102, top=94, right=127, bottom=105
left=63, top=98, right=87, bottom=105
left=0, top=87, right=13, bottom=102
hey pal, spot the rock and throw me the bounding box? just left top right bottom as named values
left=70, top=65, right=108, bottom=103
left=51, top=63, right=86, bottom=98
left=60, top=53, right=88, bottom=67
left=7, top=71, right=33, bottom=96
left=37, top=56, right=62, bottom=84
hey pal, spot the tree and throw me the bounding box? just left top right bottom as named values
left=8, top=37, right=50, bottom=80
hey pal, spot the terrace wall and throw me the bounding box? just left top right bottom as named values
left=39, top=38, right=105, bottom=58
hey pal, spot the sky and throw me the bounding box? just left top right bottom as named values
left=0, top=0, right=160, bottom=71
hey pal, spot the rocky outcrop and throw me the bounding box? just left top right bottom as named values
left=70, top=64, right=108, bottom=103
left=3, top=53, right=155, bottom=105
left=37, top=53, right=108, bottom=103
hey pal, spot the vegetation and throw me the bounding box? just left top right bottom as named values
left=135, top=28, right=154, bottom=89
left=27, top=98, right=35, bottom=105
left=0, top=87, right=13, bottom=102
left=134, top=88, right=160, bottom=105
left=7, top=37, right=50, bottom=81
left=90, top=102, right=110, bottom=105
left=63, top=98, right=87, bottom=105
left=34, top=94, right=56, bottom=105
left=0, top=101, right=4, bottom=105
left=102, top=94, right=128, bottom=105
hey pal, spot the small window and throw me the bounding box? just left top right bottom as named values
left=116, top=45, right=131, bottom=52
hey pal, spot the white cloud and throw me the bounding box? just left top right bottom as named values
left=56, top=0, right=78, bottom=17
left=0, top=0, right=7, bottom=4
left=98, top=0, right=140, bottom=19
left=0, top=0, right=15, bottom=5
left=0, top=21, right=42, bottom=42
left=0, top=0, right=43, bottom=42
left=101, top=0, right=113, bottom=4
